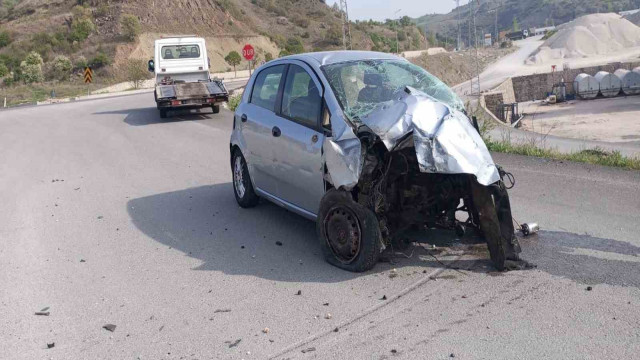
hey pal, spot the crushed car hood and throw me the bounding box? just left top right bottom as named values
left=324, top=87, right=500, bottom=189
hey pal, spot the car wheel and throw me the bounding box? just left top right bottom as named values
left=211, top=104, right=220, bottom=114
left=470, top=180, right=521, bottom=271
left=159, top=109, right=168, bottom=118
left=232, top=149, right=259, bottom=208
left=317, top=189, right=381, bottom=272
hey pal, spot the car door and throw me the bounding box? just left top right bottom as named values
left=270, top=62, right=326, bottom=215
left=239, top=64, right=287, bottom=197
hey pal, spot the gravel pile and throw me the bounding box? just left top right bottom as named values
left=527, top=13, right=640, bottom=64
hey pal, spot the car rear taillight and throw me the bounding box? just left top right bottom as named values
left=171, top=100, right=181, bottom=106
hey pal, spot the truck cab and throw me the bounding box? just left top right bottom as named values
left=148, top=36, right=228, bottom=118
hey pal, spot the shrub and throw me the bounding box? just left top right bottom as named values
left=24, top=51, right=43, bottom=66
left=265, top=52, right=273, bottom=62
left=228, top=93, right=242, bottom=111
left=70, top=18, right=95, bottom=42
left=20, top=62, right=44, bottom=83
left=90, top=52, right=110, bottom=68
left=121, top=14, right=141, bottom=42
left=74, top=55, right=88, bottom=70
left=3, top=76, right=14, bottom=87
left=0, top=61, right=8, bottom=77
left=326, top=23, right=342, bottom=46
left=51, top=55, right=72, bottom=80
left=0, top=31, right=10, bottom=48
left=124, top=59, right=149, bottom=89
left=284, top=37, right=304, bottom=54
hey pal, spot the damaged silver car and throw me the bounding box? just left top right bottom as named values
left=230, top=51, right=522, bottom=272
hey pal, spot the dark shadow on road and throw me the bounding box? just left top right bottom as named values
left=127, top=184, right=640, bottom=286
left=126, top=183, right=470, bottom=283
left=95, top=107, right=216, bottom=126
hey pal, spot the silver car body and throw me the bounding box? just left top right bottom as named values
left=230, top=51, right=499, bottom=221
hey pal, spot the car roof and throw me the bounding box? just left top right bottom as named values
left=155, top=37, right=204, bottom=45
left=281, top=51, right=404, bottom=66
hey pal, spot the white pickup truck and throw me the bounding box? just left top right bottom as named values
left=148, top=36, right=228, bottom=118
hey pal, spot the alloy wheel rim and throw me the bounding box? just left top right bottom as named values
left=234, top=156, right=246, bottom=198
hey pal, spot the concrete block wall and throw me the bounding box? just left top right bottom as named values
left=511, top=61, right=640, bottom=102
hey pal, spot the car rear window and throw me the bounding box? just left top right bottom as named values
left=161, top=45, right=201, bottom=59
left=250, top=65, right=286, bottom=112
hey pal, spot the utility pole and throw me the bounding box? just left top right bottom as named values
left=339, top=0, right=352, bottom=50
left=395, top=9, right=402, bottom=54
left=454, top=0, right=461, bottom=50
left=470, top=0, right=481, bottom=96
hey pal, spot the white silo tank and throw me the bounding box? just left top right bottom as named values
left=614, top=69, right=640, bottom=95
left=594, top=71, right=622, bottom=97
left=574, top=73, right=599, bottom=100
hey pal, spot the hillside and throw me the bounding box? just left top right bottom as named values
left=0, top=0, right=426, bottom=87
left=414, top=0, right=640, bottom=47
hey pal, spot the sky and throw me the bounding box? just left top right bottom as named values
left=325, top=0, right=463, bottom=21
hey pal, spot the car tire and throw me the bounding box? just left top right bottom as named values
left=470, top=180, right=521, bottom=271
left=232, top=149, right=259, bottom=208
left=159, top=109, right=168, bottom=119
left=212, top=104, right=220, bottom=114
left=317, top=189, right=381, bottom=272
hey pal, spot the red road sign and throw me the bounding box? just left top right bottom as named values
left=242, top=44, right=255, bottom=61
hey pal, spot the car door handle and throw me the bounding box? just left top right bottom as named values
left=241, top=114, right=248, bottom=122
left=272, top=126, right=281, bottom=137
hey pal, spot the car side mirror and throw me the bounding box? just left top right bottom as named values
left=148, top=60, right=154, bottom=72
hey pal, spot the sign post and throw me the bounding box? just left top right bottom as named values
left=84, top=66, right=93, bottom=96
left=242, top=44, right=254, bottom=76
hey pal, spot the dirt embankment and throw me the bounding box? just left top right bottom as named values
left=410, top=47, right=516, bottom=87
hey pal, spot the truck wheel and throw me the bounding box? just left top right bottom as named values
left=470, top=180, right=522, bottom=271
left=317, top=189, right=381, bottom=272
left=232, top=149, right=259, bottom=208
left=159, top=109, right=168, bottom=119
left=211, top=104, right=220, bottom=114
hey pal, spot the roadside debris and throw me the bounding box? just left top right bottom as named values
left=380, top=295, right=387, bottom=300
left=214, top=309, right=231, bottom=313
left=80, top=259, right=86, bottom=263
left=295, top=290, right=302, bottom=296
left=301, top=347, right=316, bottom=353
left=35, top=311, right=50, bottom=316
left=275, top=241, right=283, bottom=246
left=389, top=269, right=398, bottom=278
left=323, top=302, right=329, bottom=306
left=586, top=286, right=593, bottom=291
left=228, top=339, right=241, bottom=348
left=324, top=313, right=332, bottom=319
left=102, top=324, right=117, bottom=332
left=97, top=216, right=103, bottom=220
left=262, top=327, right=269, bottom=334
left=520, top=223, right=540, bottom=236
left=333, top=327, right=339, bottom=332
left=47, top=342, right=55, bottom=349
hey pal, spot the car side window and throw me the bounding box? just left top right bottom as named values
left=281, top=65, right=322, bottom=128
left=250, top=65, right=286, bottom=112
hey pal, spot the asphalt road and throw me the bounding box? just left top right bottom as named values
left=1, top=93, right=639, bottom=359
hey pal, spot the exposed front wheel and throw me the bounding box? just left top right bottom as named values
left=317, top=189, right=381, bottom=272
left=232, top=149, right=259, bottom=208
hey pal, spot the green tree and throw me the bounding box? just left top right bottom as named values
left=90, top=52, right=110, bottom=69
left=265, top=52, right=273, bottom=62
left=224, top=51, right=242, bottom=76
left=399, top=16, right=412, bottom=27
left=0, top=31, right=10, bottom=48
left=121, top=14, right=141, bottom=42
left=513, top=17, right=520, bottom=32
left=70, top=18, right=95, bottom=42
